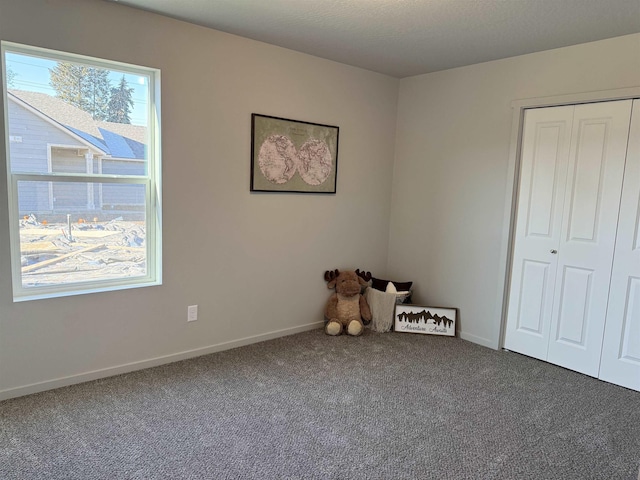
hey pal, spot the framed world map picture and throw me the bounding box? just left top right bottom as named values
left=251, top=114, right=339, bottom=193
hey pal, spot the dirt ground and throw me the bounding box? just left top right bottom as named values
left=19, top=215, right=146, bottom=287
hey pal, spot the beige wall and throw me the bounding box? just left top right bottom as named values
left=389, top=33, right=640, bottom=348
left=0, top=0, right=399, bottom=398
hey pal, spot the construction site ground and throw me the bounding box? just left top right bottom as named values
left=19, top=216, right=146, bottom=287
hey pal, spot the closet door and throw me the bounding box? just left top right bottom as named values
left=545, top=100, right=632, bottom=377
left=599, top=99, right=640, bottom=391
left=503, top=106, right=573, bottom=360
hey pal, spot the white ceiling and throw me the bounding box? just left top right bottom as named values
left=109, top=0, right=640, bottom=78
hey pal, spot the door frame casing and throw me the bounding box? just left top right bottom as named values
left=496, top=86, right=640, bottom=350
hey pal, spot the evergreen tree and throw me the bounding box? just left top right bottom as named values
left=107, top=75, right=134, bottom=124
left=6, top=65, right=17, bottom=87
left=49, top=62, right=111, bottom=120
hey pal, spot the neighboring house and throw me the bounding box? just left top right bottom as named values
left=7, top=90, right=146, bottom=218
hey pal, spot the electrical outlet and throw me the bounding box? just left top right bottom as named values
left=187, top=305, right=198, bottom=322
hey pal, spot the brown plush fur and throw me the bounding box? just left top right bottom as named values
left=324, top=270, right=372, bottom=336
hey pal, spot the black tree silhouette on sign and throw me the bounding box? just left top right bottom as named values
left=396, top=310, right=453, bottom=328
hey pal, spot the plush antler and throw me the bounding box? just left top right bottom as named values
left=355, top=269, right=372, bottom=282
left=324, top=269, right=340, bottom=289
left=324, top=269, right=339, bottom=282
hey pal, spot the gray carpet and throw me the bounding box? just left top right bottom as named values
left=1, top=328, right=639, bottom=479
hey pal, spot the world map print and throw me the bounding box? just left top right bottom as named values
left=258, top=134, right=332, bottom=186
left=251, top=114, right=338, bottom=193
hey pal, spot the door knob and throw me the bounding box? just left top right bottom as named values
left=550, top=249, right=557, bottom=254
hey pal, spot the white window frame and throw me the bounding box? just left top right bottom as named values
left=2, top=42, right=162, bottom=301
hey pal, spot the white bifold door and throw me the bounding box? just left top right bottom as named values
left=599, top=100, right=640, bottom=391
left=504, top=99, right=640, bottom=391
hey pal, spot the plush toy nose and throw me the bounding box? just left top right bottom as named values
left=343, top=282, right=360, bottom=295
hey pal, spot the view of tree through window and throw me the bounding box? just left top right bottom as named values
left=2, top=43, right=161, bottom=299
left=108, top=75, right=135, bottom=124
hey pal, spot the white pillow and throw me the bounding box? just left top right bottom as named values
left=386, top=281, right=410, bottom=295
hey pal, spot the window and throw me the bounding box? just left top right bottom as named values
left=2, top=42, right=161, bottom=301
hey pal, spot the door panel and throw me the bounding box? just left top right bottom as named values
left=546, top=100, right=632, bottom=376
left=567, top=121, right=607, bottom=242
left=619, top=278, right=640, bottom=362
left=527, top=124, right=564, bottom=237
left=504, top=106, right=573, bottom=359
left=555, top=266, right=593, bottom=346
left=599, top=99, right=640, bottom=391
left=516, top=260, right=551, bottom=335
left=635, top=200, right=640, bottom=250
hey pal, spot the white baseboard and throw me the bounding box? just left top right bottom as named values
left=459, top=330, right=499, bottom=350
left=0, top=321, right=324, bottom=401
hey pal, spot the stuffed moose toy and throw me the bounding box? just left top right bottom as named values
left=323, top=269, right=372, bottom=336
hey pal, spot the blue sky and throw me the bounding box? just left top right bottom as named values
left=5, top=52, right=149, bottom=126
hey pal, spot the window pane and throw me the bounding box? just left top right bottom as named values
left=5, top=51, right=149, bottom=174
left=18, top=180, right=147, bottom=288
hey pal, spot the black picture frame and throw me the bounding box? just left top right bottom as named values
left=251, top=114, right=339, bottom=193
left=394, top=305, right=457, bottom=336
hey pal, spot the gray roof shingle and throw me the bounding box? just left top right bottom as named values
left=8, top=89, right=146, bottom=160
